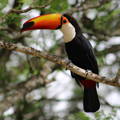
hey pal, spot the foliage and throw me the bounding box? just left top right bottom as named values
left=48, top=0, right=69, bottom=13
left=68, top=112, right=91, bottom=120
left=0, top=0, right=7, bottom=10
left=95, top=110, right=117, bottom=120
left=94, top=8, right=120, bottom=33
left=5, top=13, right=22, bottom=27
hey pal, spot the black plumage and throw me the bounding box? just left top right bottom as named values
left=63, top=14, right=100, bottom=112
left=21, top=13, right=100, bottom=112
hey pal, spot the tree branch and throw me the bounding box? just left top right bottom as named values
left=0, top=0, right=52, bottom=22
left=65, top=1, right=109, bottom=14
left=0, top=75, right=54, bottom=114
left=0, top=41, right=119, bottom=87
left=96, top=44, right=120, bottom=56
left=8, top=0, right=52, bottom=14
left=0, top=27, right=13, bottom=32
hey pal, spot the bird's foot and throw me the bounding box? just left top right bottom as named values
left=85, top=69, right=92, bottom=79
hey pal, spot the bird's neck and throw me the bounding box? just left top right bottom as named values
left=60, top=23, right=76, bottom=43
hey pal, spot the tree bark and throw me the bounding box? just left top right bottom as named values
left=0, top=41, right=119, bottom=87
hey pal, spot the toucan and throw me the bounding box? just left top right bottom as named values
left=21, top=13, right=100, bottom=112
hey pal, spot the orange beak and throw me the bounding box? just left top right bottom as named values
left=21, top=13, right=62, bottom=32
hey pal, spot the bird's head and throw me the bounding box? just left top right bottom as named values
left=21, top=13, right=69, bottom=32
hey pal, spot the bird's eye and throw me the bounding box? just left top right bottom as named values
left=63, top=19, right=67, bottom=23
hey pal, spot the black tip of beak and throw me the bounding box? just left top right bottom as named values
left=20, top=21, right=34, bottom=33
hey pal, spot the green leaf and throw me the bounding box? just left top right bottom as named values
left=68, top=112, right=92, bottom=120
left=20, top=0, right=33, bottom=5
left=4, top=13, right=22, bottom=27
left=0, top=0, right=8, bottom=10
left=95, top=110, right=117, bottom=120
left=45, top=0, right=69, bottom=13
left=94, top=8, right=120, bottom=32
left=97, top=2, right=112, bottom=12
left=34, top=0, right=49, bottom=6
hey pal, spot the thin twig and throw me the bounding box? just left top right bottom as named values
left=0, top=0, right=52, bottom=22
left=8, top=0, right=52, bottom=14
left=65, top=0, right=109, bottom=14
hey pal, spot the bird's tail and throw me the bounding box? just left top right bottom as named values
left=83, top=87, right=100, bottom=112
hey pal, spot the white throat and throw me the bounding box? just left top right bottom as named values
left=60, top=23, right=76, bottom=43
